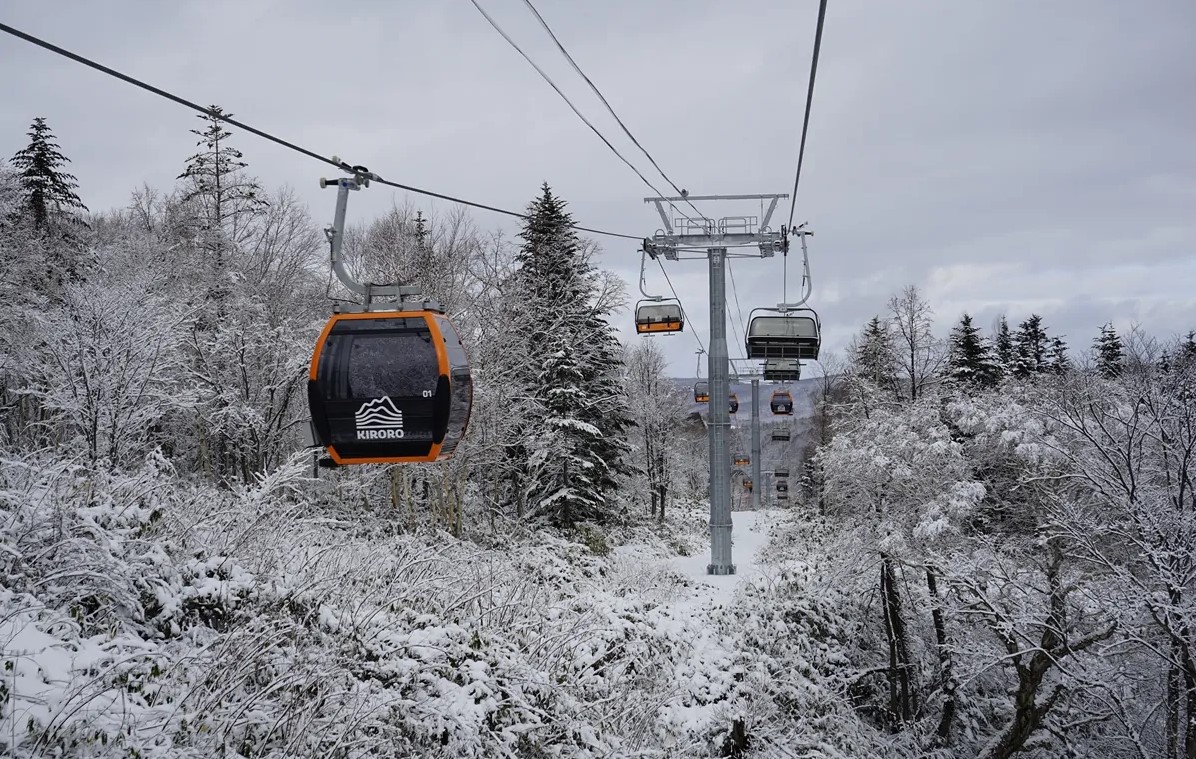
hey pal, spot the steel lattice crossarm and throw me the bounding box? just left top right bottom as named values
left=643, top=193, right=790, bottom=259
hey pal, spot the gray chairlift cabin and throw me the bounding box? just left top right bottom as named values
left=763, top=358, right=801, bottom=382
left=744, top=226, right=822, bottom=362
left=746, top=308, right=821, bottom=361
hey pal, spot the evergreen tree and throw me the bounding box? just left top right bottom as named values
left=514, top=184, right=632, bottom=527
left=994, top=315, right=1014, bottom=380
left=8, top=118, right=91, bottom=297
left=9, top=117, right=88, bottom=234
left=1179, top=331, right=1196, bottom=367
left=1012, top=314, right=1050, bottom=377
left=854, top=315, right=897, bottom=390
left=529, top=344, right=610, bottom=527
left=177, top=106, right=266, bottom=273
left=1048, top=335, right=1070, bottom=374
left=947, top=313, right=998, bottom=387
left=1093, top=323, right=1124, bottom=378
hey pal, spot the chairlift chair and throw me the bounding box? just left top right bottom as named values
left=694, top=380, right=710, bottom=403
left=762, top=358, right=801, bottom=382
left=771, top=427, right=791, bottom=442
left=634, top=300, right=684, bottom=334
left=775, top=466, right=790, bottom=478
left=634, top=247, right=684, bottom=335
left=743, top=478, right=753, bottom=491
left=776, top=480, right=789, bottom=493
left=770, top=389, right=794, bottom=415
left=729, top=393, right=739, bottom=413
left=733, top=454, right=750, bottom=466
left=746, top=307, right=821, bottom=361
left=777, top=490, right=789, bottom=501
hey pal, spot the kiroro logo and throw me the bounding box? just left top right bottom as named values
left=355, top=396, right=405, bottom=440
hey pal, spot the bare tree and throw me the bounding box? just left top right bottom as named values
left=888, top=285, right=942, bottom=401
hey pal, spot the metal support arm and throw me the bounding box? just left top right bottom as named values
left=320, top=162, right=440, bottom=312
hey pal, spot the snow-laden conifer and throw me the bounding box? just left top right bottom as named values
left=947, top=313, right=999, bottom=388
left=513, top=184, right=632, bottom=526
left=1093, top=322, right=1124, bottom=378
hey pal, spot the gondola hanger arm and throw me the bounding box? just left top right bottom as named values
left=320, top=161, right=439, bottom=312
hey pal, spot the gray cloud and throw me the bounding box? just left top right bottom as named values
left=2, top=0, right=1192, bottom=377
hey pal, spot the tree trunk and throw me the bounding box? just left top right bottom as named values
left=1168, top=639, right=1180, bottom=759
left=656, top=449, right=668, bottom=523
left=389, top=467, right=402, bottom=510
left=880, top=554, right=913, bottom=727
left=980, top=541, right=1075, bottom=759
left=926, top=567, right=956, bottom=745
left=1183, top=649, right=1196, bottom=758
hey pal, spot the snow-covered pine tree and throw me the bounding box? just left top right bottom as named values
left=530, top=343, right=611, bottom=526
left=947, top=313, right=998, bottom=388
left=1012, top=314, right=1050, bottom=377
left=9, top=117, right=88, bottom=234
left=1093, top=323, right=1123, bottom=378
left=1178, top=330, right=1196, bottom=369
left=853, top=315, right=897, bottom=391
left=1048, top=335, right=1070, bottom=374
left=514, top=184, right=632, bottom=527
left=177, top=106, right=266, bottom=276
left=994, top=315, right=1014, bottom=380
left=8, top=117, right=91, bottom=294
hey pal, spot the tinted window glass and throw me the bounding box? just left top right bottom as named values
left=348, top=334, right=439, bottom=399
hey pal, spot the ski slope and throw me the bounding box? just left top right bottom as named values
left=669, top=509, right=777, bottom=605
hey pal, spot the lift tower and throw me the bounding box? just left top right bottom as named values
left=644, top=194, right=788, bottom=575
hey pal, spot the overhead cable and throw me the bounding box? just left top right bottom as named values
left=726, top=260, right=750, bottom=359
left=0, top=20, right=640, bottom=241
left=785, top=0, right=828, bottom=230
left=517, top=0, right=706, bottom=222
left=468, top=0, right=700, bottom=228
left=656, top=258, right=706, bottom=355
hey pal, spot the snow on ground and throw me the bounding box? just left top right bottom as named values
left=669, top=509, right=778, bottom=604
left=611, top=509, right=785, bottom=741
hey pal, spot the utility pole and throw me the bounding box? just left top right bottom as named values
left=750, top=377, right=761, bottom=511
left=643, top=193, right=789, bottom=575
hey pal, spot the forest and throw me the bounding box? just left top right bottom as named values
left=3, top=113, right=1196, bottom=758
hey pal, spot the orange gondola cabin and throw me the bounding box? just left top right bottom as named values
left=308, top=310, right=472, bottom=465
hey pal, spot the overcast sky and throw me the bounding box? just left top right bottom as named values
left=3, top=0, right=1194, bottom=377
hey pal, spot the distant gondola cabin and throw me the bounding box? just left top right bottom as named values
left=770, top=389, right=794, bottom=415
